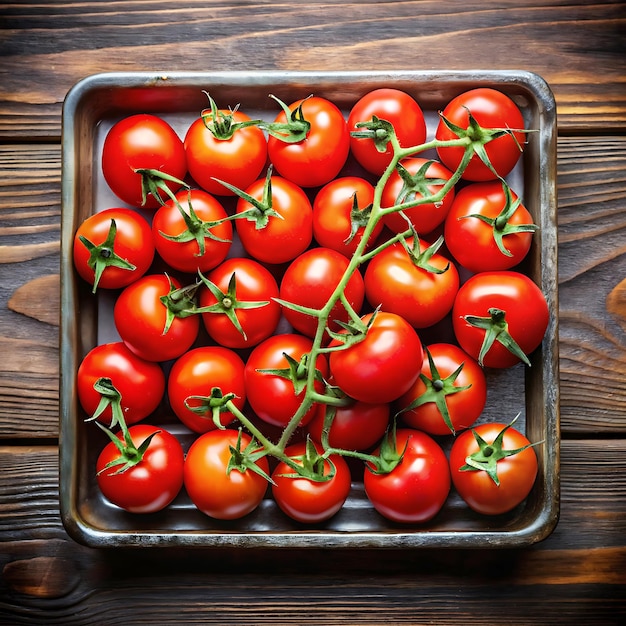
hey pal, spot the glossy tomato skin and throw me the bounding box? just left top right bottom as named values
left=329, top=311, right=424, bottom=404
left=77, top=342, right=165, bottom=427
left=444, top=181, right=534, bottom=272
left=382, top=158, right=456, bottom=236
left=308, top=399, right=390, bottom=452
left=167, top=346, right=246, bottom=433
left=184, top=429, right=269, bottom=520
left=436, top=88, right=525, bottom=181
left=235, top=175, right=313, bottom=264
left=271, top=441, right=352, bottom=523
left=267, top=96, right=350, bottom=188
left=279, top=247, right=365, bottom=339
left=364, top=428, right=450, bottom=523
left=152, top=189, right=232, bottom=274
left=96, top=424, right=184, bottom=513
left=199, top=257, right=281, bottom=349
left=449, top=422, right=538, bottom=515
left=114, top=274, right=200, bottom=362
left=312, top=176, right=381, bottom=257
left=101, top=114, right=186, bottom=209
left=364, top=237, right=460, bottom=329
left=244, top=334, right=329, bottom=428
left=348, top=88, right=427, bottom=176
left=396, top=343, right=487, bottom=436
left=184, top=110, right=267, bottom=196
left=73, top=208, right=154, bottom=290
left=452, top=271, right=549, bottom=368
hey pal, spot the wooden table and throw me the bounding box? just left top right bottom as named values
left=1, top=2, right=625, bottom=624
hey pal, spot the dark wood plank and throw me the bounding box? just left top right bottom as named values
left=0, top=1, right=624, bottom=139
left=0, top=441, right=625, bottom=624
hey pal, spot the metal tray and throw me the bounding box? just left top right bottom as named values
left=60, top=70, right=559, bottom=548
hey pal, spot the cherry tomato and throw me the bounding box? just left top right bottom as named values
left=101, top=114, right=186, bottom=209
left=96, top=424, right=184, bottom=513
left=267, top=96, right=350, bottom=188
left=312, top=176, right=381, bottom=257
left=184, top=429, right=269, bottom=520
left=77, top=342, right=165, bottom=427
left=152, top=189, right=232, bottom=274
left=73, top=208, right=154, bottom=292
left=279, top=247, right=365, bottom=339
left=328, top=311, right=424, bottom=404
left=167, top=346, right=246, bottom=434
left=364, top=428, right=450, bottom=523
left=381, top=158, right=456, bottom=236
left=396, top=343, right=487, bottom=435
left=348, top=88, right=427, bottom=175
left=271, top=441, right=352, bottom=523
left=436, top=88, right=525, bottom=181
left=235, top=175, right=313, bottom=264
left=449, top=421, right=539, bottom=515
left=444, top=181, right=536, bottom=272
left=452, top=271, right=549, bottom=368
left=364, top=236, right=459, bottom=329
left=184, top=106, right=267, bottom=197
left=114, top=274, right=200, bottom=362
left=198, top=257, right=281, bottom=349
left=244, top=334, right=329, bottom=428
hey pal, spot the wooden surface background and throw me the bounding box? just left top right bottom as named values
left=1, top=1, right=625, bottom=624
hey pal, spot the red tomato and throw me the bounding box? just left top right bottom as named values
left=114, top=274, right=200, bottom=362
left=96, top=424, right=184, bottom=513
left=77, top=342, right=165, bottom=427
left=267, top=96, right=350, bottom=188
left=312, top=176, right=381, bottom=257
left=184, top=106, right=267, bottom=197
left=449, top=421, right=539, bottom=515
left=184, top=429, right=269, bottom=520
left=198, top=257, right=281, bottom=349
left=308, top=399, right=390, bottom=452
left=271, top=441, right=352, bottom=523
left=348, top=88, right=427, bottom=175
left=436, top=88, right=525, bottom=181
left=328, top=311, right=424, bottom=404
left=167, top=346, right=246, bottom=434
left=279, top=247, right=365, bottom=339
left=364, top=428, right=450, bottom=523
left=235, top=174, right=313, bottom=264
left=101, top=114, right=186, bottom=208
left=364, top=236, right=459, bottom=329
left=452, top=271, right=549, bottom=368
left=444, top=181, right=536, bottom=272
left=381, top=158, right=456, bottom=236
left=73, top=208, right=154, bottom=292
left=244, top=334, right=329, bottom=428
left=396, top=343, right=487, bottom=435
left=151, top=189, right=232, bottom=274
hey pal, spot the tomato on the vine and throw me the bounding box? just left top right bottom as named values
left=96, top=424, right=184, bottom=514
left=73, top=208, right=154, bottom=292
left=184, top=429, right=270, bottom=520
left=167, top=346, right=246, bottom=434
left=449, top=420, right=539, bottom=515
left=435, top=88, right=526, bottom=181
left=151, top=188, right=232, bottom=274
left=452, top=270, right=549, bottom=368
left=348, top=88, right=427, bottom=176
left=101, top=114, right=187, bottom=209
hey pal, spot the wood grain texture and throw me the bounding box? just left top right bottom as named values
left=0, top=1, right=625, bottom=139
left=0, top=442, right=625, bottom=624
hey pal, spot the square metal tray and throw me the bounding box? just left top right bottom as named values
left=60, top=70, right=559, bottom=548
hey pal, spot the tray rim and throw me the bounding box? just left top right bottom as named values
left=59, top=69, right=560, bottom=549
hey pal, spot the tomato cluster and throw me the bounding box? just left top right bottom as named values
left=74, top=87, right=547, bottom=524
